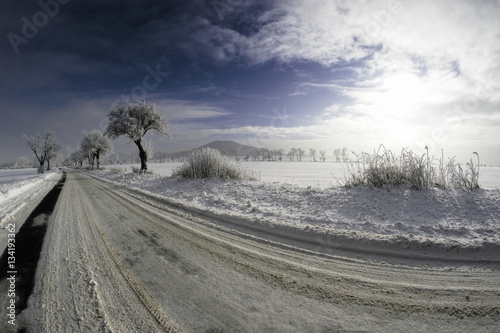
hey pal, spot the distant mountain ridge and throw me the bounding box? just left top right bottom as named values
left=198, top=140, right=257, bottom=156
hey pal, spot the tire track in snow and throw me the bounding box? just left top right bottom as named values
left=22, top=170, right=498, bottom=332
left=79, top=190, right=179, bottom=333
left=17, top=171, right=176, bottom=332
left=85, top=172, right=500, bottom=319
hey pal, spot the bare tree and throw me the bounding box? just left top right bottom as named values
left=252, top=149, right=259, bottom=161
left=81, top=130, right=113, bottom=169
left=157, top=151, right=169, bottom=163
left=319, top=150, right=326, bottom=162
left=309, top=148, right=317, bottom=162
left=24, top=130, right=61, bottom=173
left=341, top=147, right=348, bottom=162
left=105, top=101, right=171, bottom=172
left=277, top=148, right=284, bottom=161
left=297, top=148, right=305, bottom=161
left=260, top=148, right=269, bottom=161
left=333, top=148, right=341, bottom=162
left=234, top=148, right=240, bottom=162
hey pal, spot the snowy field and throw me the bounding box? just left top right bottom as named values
left=79, top=161, right=500, bottom=259
left=111, top=161, right=500, bottom=190
left=1, top=163, right=499, bottom=258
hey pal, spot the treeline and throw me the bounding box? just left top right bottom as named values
left=148, top=147, right=351, bottom=164
left=18, top=101, right=170, bottom=173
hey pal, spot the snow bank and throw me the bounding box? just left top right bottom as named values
left=85, top=167, right=500, bottom=260
left=0, top=169, right=61, bottom=226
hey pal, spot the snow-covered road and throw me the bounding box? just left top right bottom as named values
left=4, top=170, right=500, bottom=332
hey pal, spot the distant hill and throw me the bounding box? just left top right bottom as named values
left=113, top=140, right=258, bottom=164
left=198, top=141, right=257, bottom=157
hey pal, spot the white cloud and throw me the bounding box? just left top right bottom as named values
left=232, top=0, right=500, bottom=163
left=154, top=98, right=232, bottom=121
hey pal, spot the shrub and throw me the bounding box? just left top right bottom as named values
left=131, top=166, right=154, bottom=175
left=173, top=147, right=256, bottom=180
left=344, top=145, right=480, bottom=191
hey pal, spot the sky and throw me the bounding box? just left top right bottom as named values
left=1, top=0, right=499, bottom=165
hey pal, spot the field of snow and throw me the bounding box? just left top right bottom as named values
left=1, top=163, right=499, bottom=257
left=111, top=161, right=500, bottom=190
left=1, top=164, right=498, bottom=331
left=82, top=162, right=500, bottom=259
left=11, top=170, right=498, bottom=332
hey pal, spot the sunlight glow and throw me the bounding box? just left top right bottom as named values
left=373, top=73, right=433, bottom=115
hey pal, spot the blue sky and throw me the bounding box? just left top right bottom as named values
left=1, top=0, right=499, bottom=165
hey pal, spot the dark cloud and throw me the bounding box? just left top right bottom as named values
left=1, top=0, right=498, bottom=165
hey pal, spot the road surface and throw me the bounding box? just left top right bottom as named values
left=7, top=170, right=500, bottom=332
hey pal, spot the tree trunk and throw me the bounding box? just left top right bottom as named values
left=96, top=151, right=100, bottom=169
left=38, top=160, right=44, bottom=174
left=135, top=140, right=148, bottom=172
left=47, top=159, right=50, bottom=171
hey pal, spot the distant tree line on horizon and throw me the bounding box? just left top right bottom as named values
left=142, top=146, right=351, bottom=164
left=16, top=100, right=351, bottom=171
left=16, top=101, right=171, bottom=173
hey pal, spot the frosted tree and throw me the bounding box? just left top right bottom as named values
left=70, top=149, right=86, bottom=167
left=24, top=130, right=61, bottom=173
left=105, top=101, right=171, bottom=172
left=81, top=130, right=113, bottom=169
left=14, top=156, right=31, bottom=168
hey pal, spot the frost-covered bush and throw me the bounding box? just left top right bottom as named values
left=345, top=145, right=480, bottom=191
left=174, top=148, right=256, bottom=180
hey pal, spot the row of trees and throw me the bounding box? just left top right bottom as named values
left=23, top=100, right=348, bottom=172
left=145, top=146, right=349, bottom=164
left=236, top=147, right=348, bottom=163
left=143, top=147, right=349, bottom=164
left=24, top=101, right=171, bottom=173
left=67, top=102, right=170, bottom=171
left=67, top=130, right=113, bottom=169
